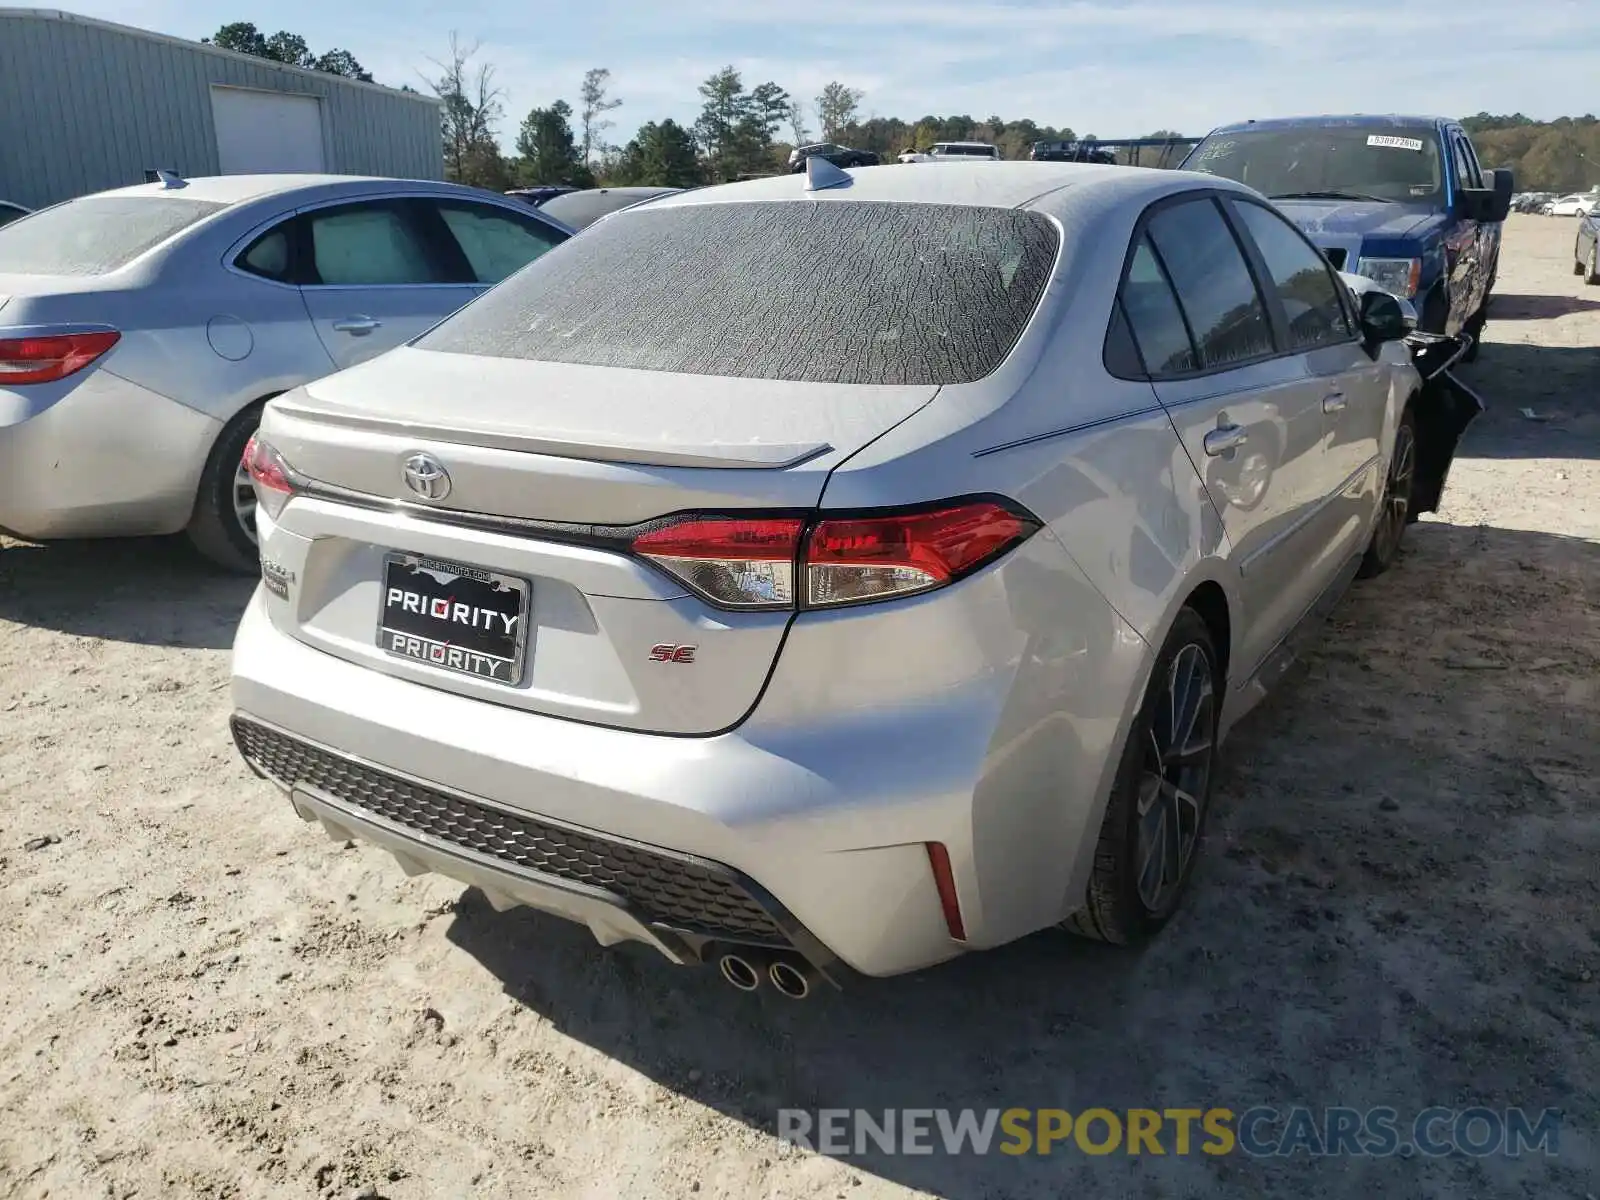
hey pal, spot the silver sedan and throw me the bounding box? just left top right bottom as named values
left=0, top=174, right=571, bottom=569
left=231, top=160, right=1437, bottom=992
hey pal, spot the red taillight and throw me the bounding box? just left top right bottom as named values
left=0, top=329, right=120, bottom=385
left=805, top=501, right=1033, bottom=607
left=631, top=517, right=804, bottom=609
left=926, top=842, right=967, bottom=941
left=242, top=435, right=295, bottom=519
left=631, top=500, right=1035, bottom=611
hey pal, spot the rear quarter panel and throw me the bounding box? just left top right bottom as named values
left=813, top=183, right=1241, bottom=932
left=116, top=220, right=334, bottom=425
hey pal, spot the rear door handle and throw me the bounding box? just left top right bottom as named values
left=1322, top=391, right=1348, bottom=413
left=1203, top=424, right=1248, bottom=456
left=331, top=316, right=381, bottom=335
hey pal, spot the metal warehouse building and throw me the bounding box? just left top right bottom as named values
left=0, top=9, right=443, bottom=211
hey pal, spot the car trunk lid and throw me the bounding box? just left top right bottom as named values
left=257, top=346, right=938, bottom=734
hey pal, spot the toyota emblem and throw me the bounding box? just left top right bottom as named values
left=401, top=452, right=452, bottom=502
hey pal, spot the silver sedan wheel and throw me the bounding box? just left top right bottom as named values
left=1372, top=421, right=1416, bottom=564
left=1134, top=643, right=1216, bottom=913
left=233, top=456, right=258, bottom=547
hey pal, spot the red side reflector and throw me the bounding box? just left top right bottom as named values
left=0, top=330, right=120, bottom=385
left=926, top=842, right=967, bottom=941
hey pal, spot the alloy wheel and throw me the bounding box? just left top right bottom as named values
left=233, top=455, right=259, bottom=547
left=1134, top=643, right=1216, bottom=912
left=1373, top=422, right=1416, bottom=562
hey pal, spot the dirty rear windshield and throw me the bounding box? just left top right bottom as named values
left=417, top=201, right=1059, bottom=385
left=1185, top=126, right=1444, bottom=206
left=0, top=197, right=226, bottom=276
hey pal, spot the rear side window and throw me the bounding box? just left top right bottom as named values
left=0, top=197, right=225, bottom=275
left=418, top=201, right=1060, bottom=385
left=1103, top=299, right=1146, bottom=378
left=1228, top=200, right=1353, bottom=350
left=1116, top=239, right=1197, bottom=376
left=1146, top=198, right=1275, bottom=369
left=237, top=225, right=294, bottom=282
left=434, top=202, right=565, bottom=284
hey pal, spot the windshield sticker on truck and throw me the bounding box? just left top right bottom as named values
left=1368, top=135, right=1426, bottom=152
left=1193, top=139, right=1238, bottom=163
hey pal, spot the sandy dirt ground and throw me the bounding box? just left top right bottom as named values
left=1, top=215, right=1596, bottom=1200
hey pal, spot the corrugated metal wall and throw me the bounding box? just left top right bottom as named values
left=0, top=10, right=443, bottom=210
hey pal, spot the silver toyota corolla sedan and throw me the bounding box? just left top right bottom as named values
left=0, top=174, right=571, bottom=570
left=230, top=160, right=1424, bottom=995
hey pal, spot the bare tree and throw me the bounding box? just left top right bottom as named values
left=787, top=98, right=810, bottom=147
left=815, top=81, right=864, bottom=142
left=579, top=67, right=623, bottom=166
left=424, top=33, right=507, bottom=188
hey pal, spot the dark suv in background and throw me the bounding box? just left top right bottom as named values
left=1182, top=115, right=1512, bottom=355
left=787, top=143, right=881, bottom=172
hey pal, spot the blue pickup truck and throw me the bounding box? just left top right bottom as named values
left=1181, top=115, right=1513, bottom=359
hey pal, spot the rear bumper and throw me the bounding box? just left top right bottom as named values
left=0, top=369, right=219, bottom=540
left=231, top=713, right=847, bottom=976
left=229, top=522, right=1149, bottom=978
left=230, top=590, right=971, bottom=977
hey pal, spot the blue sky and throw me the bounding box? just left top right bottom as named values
left=37, top=0, right=1600, bottom=148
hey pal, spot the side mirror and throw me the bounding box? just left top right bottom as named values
left=1485, top=168, right=1515, bottom=221
left=1359, top=289, right=1413, bottom=346
left=1460, top=171, right=1515, bottom=223
left=1458, top=188, right=1491, bottom=220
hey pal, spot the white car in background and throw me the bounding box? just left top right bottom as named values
left=0, top=174, right=571, bottom=570
left=1543, top=193, right=1597, bottom=217
left=899, top=141, right=1002, bottom=163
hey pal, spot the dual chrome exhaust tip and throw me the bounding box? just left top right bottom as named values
left=717, top=950, right=816, bottom=999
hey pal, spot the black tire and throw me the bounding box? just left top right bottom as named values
left=1585, top=243, right=1600, bottom=286
left=1358, top=404, right=1417, bottom=579
left=1575, top=245, right=1586, bottom=276
left=186, top=402, right=265, bottom=574
left=1065, top=608, right=1221, bottom=945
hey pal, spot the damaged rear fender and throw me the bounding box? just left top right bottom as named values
left=1410, top=367, right=1485, bottom=516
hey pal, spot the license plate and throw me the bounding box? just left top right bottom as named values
left=377, top=553, right=529, bottom=686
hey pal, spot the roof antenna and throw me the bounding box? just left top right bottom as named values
left=804, top=155, right=853, bottom=192
left=145, top=168, right=187, bottom=189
